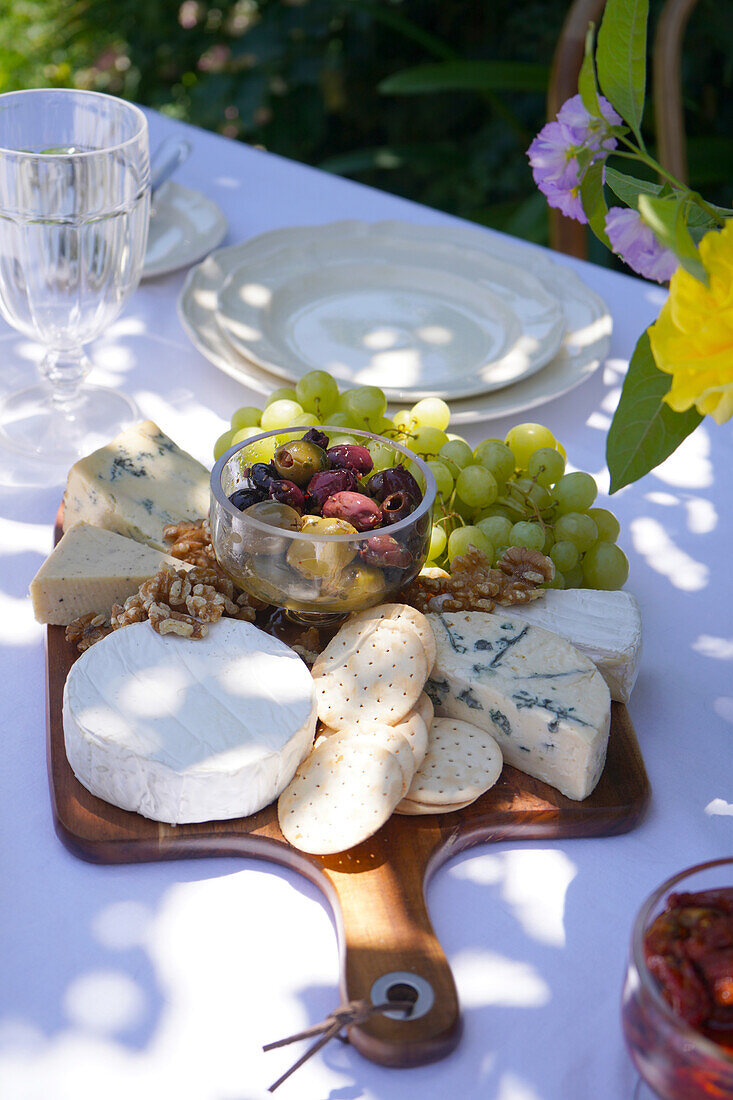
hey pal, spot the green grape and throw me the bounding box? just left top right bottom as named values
left=582, top=542, right=629, bottom=589
left=555, top=440, right=567, bottom=460
left=455, top=464, right=498, bottom=509
left=427, top=524, right=447, bottom=560
left=231, top=425, right=262, bottom=446
left=563, top=562, right=584, bottom=589
left=292, top=412, right=321, bottom=427
left=266, top=387, right=298, bottom=406
left=476, top=515, right=512, bottom=546
left=546, top=571, right=565, bottom=589
left=410, top=425, right=449, bottom=456
left=342, top=386, right=387, bottom=426
left=241, top=435, right=280, bottom=464
left=213, top=429, right=235, bottom=460
left=427, top=460, right=454, bottom=500
left=230, top=406, right=262, bottom=432
left=476, top=503, right=515, bottom=522
left=411, top=397, right=451, bottom=431
left=367, top=439, right=398, bottom=470
left=326, top=410, right=357, bottom=429
left=554, top=512, right=599, bottom=552
left=509, top=521, right=545, bottom=552
left=260, top=399, right=304, bottom=430
left=550, top=540, right=579, bottom=573
left=505, top=423, right=556, bottom=469
left=527, top=446, right=565, bottom=487
left=452, top=495, right=475, bottom=522
left=473, top=439, right=515, bottom=483
left=511, top=477, right=552, bottom=511
left=446, top=432, right=469, bottom=445
left=448, top=525, right=492, bottom=563
left=553, top=471, right=598, bottom=514
left=588, top=507, right=621, bottom=542
left=329, top=432, right=358, bottom=448
left=439, top=439, right=474, bottom=477
left=391, top=409, right=415, bottom=437
left=542, top=527, right=555, bottom=555
left=295, top=370, right=340, bottom=418
left=373, top=416, right=396, bottom=438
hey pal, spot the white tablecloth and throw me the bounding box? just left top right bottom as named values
left=1, top=109, right=731, bottom=1100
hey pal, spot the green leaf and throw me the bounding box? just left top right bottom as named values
left=578, top=23, right=602, bottom=117
left=596, top=0, right=649, bottom=139
left=637, top=193, right=708, bottom=283
left=350, top=1, right=456, bottom=61
left=580, top=160, right=611, bottom=248
left=606, top=331, right=702, bottom=493
left=378, top=60, right=549, bottom=96
left=606, top=166, right=662, bottom=207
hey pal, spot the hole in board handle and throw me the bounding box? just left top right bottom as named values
left=370, top=970, right=435, bottom=1020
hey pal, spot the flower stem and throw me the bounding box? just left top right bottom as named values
left=613, top=139, right=728, bottom=227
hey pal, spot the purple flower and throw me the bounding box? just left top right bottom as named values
left=527, top=94, right=622, bottom=223
left=605, top=207, right=679, bottom=283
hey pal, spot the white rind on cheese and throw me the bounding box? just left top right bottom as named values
left=62, top=420, right=210, bottom=551
left=495, top=589, right=642, bottom=703
left=30, top=523, right=190, bottom=625
left=426, top=611, right=611, bottom=801
left=63, top=619, right=317, bottom=824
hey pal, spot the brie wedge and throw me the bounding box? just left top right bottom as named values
left=63, top=619, right=317, bottom=824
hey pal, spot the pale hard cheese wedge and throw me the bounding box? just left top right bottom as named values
left=495, top=589, right=642, bottom=702
left=348, top=603, right=437, bottom=673
left=312, top=618, right=428, bottom=729
left=278, top=736, right=404, bottom=854
left=30, top=523, right=191, bottom=625
left=62, top=420, right=210, bottom=551
left=404, top=717, right=503, bottom=807
left=63, top=619, right=317, bottom=824
left=426, top=612, right=611, bottom=801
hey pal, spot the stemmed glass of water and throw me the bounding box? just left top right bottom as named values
left=0, top=89, right=150, bottom=463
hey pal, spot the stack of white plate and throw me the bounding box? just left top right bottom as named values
left=177, top=220, right=612, bottom=425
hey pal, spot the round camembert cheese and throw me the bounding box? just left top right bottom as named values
left=63, top=619, right=317, bottom=824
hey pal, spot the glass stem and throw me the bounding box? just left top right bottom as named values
left=40, top=349, right=92, bottom=414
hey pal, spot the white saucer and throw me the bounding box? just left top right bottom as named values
left=142, top=181, right=227, bottom=280
left=178, top=220, right=612, bottom=424
left=213, top=224, right=565, bottom=401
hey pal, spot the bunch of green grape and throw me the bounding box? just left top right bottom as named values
left=214, top=371, right=629, bottom=591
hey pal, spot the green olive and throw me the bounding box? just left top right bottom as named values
left=320, top=561, right=386, bottom=611
left=286, top=514, right=357, bottom=579
left=273, top=439, right=328, bottom=486
left=241, top=500, right=301, bottom=554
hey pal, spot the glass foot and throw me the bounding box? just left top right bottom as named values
left=633, top=1078, right=662, bottom=1099
left=0, top=383, right=138, bottom=463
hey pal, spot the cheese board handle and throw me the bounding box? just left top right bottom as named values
left=319, top=829, right=461, bottom=1067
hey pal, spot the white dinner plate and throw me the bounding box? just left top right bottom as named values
left=213, top=224, right=565, bottom=401
left=142, top=181, right=228, bottom=280
left=177, top=220, right=612, bottom=425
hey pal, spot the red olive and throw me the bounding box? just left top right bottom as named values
left=359, top=534, right=412, bottom=569
left=307, top=467, right=358, bottom=509
left=366, top=464, right=421, bottom=504
left=327, top=444, right=373, bottom=477
left=380, top=490, right=415, bottom=526
left=322, top=490, right=382, bottom=531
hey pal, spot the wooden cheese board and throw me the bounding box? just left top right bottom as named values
left=46, top=516, right=650, bottom=1070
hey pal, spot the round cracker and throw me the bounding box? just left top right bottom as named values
left=312, top=618, right=427, bottom=729
left=394, top=796, right=472, bottom=815
left=405, top=718, right=503, bottom=806
left=348, top=603, right=436, bottom=674
left=348, top=726, right=415, bottom=794
left=391, top=708, right=428, bottom=771
left=278, top=736, right=403, bottom=854
left=413, top=691, right=434, bottom=735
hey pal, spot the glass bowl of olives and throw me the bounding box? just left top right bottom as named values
left=210, top=425, right=436, bottom=623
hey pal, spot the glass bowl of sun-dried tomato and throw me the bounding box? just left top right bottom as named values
left=622, top=857, right=733, bottom=1099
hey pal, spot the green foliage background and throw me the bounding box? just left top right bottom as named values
left=1, top=0, right=730, bottom=248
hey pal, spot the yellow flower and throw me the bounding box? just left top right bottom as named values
left=648, top=219, right=733, bottom=424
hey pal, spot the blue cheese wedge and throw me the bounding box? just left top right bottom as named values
left=63, top=619, right=317, bottom=824
left=426, top=611, right=611, bottom=801
left=494, top=589, right=642, bottom=703
left=30, top=523, right=190, bottom=625
left=62, top=420, right=210, bottom=551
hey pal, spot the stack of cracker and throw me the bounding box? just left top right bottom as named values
left=277, top=604, right=504, bottom=854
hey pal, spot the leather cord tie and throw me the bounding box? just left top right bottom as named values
left=263, top=997, right=415, bottom=1091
